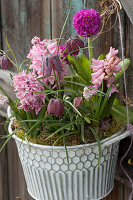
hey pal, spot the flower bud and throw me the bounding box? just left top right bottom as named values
left=0, top=56, right=13, bottom=70
left=47, top=98, right=64, bottom=117
left=73, top=97, right=83, bottom=107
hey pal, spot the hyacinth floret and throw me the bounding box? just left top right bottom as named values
left=73, top=9, right=101, bottom=37
left=12, top=71, right=46, bottom=115
left=27, top=37, right=67, bottom=88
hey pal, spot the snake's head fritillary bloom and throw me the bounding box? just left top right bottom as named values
left=47, top=98, right=64, bottom=117
left=44, top=54, right=62, bottom=76
left=0, top=55, right=13, bottom=70
left=65, top=36, right=84, bottom=55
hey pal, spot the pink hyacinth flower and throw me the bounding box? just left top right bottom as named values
left=47, top=98, right=64, bottom=117
left=90, top=47, right=121, bottom=96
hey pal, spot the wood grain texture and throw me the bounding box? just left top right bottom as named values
left=0, top=116, right=9, bottom=200
left=125, top=16, right=133, bottom=99
left=120, top=0, right=133, bottom=24
left=1, top=0, right=51, bottom=64
left=7, top=138, right=33, bottom=200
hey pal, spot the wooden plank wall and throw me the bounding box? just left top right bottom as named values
left=0, top=0, right=133, bottom=199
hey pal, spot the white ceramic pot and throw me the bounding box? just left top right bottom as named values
left=8, top=120, right=131, bottom=200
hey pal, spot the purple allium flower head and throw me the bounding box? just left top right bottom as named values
left=65, top=36, right=84, bottom=55
left=47, top=98, right=64, bottom=117
left=44, top=54, right=62, bottom=76
left=12, top=71, right=46, bottom=115
left=0, top=55, right=13, bottom=70
left=73, top=9, right=101, bottom=37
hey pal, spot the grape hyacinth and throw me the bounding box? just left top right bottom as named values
left=12, top=71, right=46, bottom=115
left=73, top=9, right=101, bottom=37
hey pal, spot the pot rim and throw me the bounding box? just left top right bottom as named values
left=8, top=121, right=131, bottom=150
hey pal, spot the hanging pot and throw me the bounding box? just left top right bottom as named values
left=8, top=118, right=131, bottom=200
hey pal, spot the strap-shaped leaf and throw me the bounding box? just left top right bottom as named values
left=68, top=54, right=91, bottom=83
left=114, top=58, right=130, bottom=81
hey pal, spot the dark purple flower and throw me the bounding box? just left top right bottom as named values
left=73, top=9, right=101, bottom=37
left=0, top=55, right=13, bottom=70
left=47, top=98, right=64, bottom=117
left=59, top=36, right=84, bottom=64
left=59, top=45, right=70, bottom=64
left=44, top=54, right=62, bottom=75
left=65, top=36, right=84, bottom=55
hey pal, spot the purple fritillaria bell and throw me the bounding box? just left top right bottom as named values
left=44, top=54, right=62, bottom=76
left=65, top=36, right=84, bottom=55
left=0, top=55, right=13, bottom=70
left=47, top=98, right=64, bottom=117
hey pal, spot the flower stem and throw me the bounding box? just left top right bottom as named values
left=88, top=37, right=93, bottom=61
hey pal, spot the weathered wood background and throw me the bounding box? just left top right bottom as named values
left=0, top=0, right=133, bottom=199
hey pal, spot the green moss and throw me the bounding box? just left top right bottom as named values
left=14, top=120, right=122, bottom=146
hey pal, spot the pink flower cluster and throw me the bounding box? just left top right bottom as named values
left=83, top=47, right=121, bottom=99
left=12, top=71, right=45, bottom=115
left=27, top=37, right=67, bottom=88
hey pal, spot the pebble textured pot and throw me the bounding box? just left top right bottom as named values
left=8, top=121, right=130, bottom=200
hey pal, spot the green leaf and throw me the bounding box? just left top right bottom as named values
left=45, top=121, right=77, bottom=140
left=111, top=104, right=133, bottom=124
left=64, top=99, right=83, bottom=117
left=81, top=121, right=85, bottom=142
left=114, top=58, right=130, bottom=81
left=89, top=127, right=101, bottom=168
left=0, top=130, right=17, bottom=152
left=97, top=84, right=112, bottom=120
left=84, top=116, right=91, bottom=124
left=98, top=54, right=106, bottom=60
left=68, top=54, right=91, bottom=83
left=63, top=137, right=69, bottom=164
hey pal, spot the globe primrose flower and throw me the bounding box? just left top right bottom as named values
left=73, top=9, right=101, bottom=37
